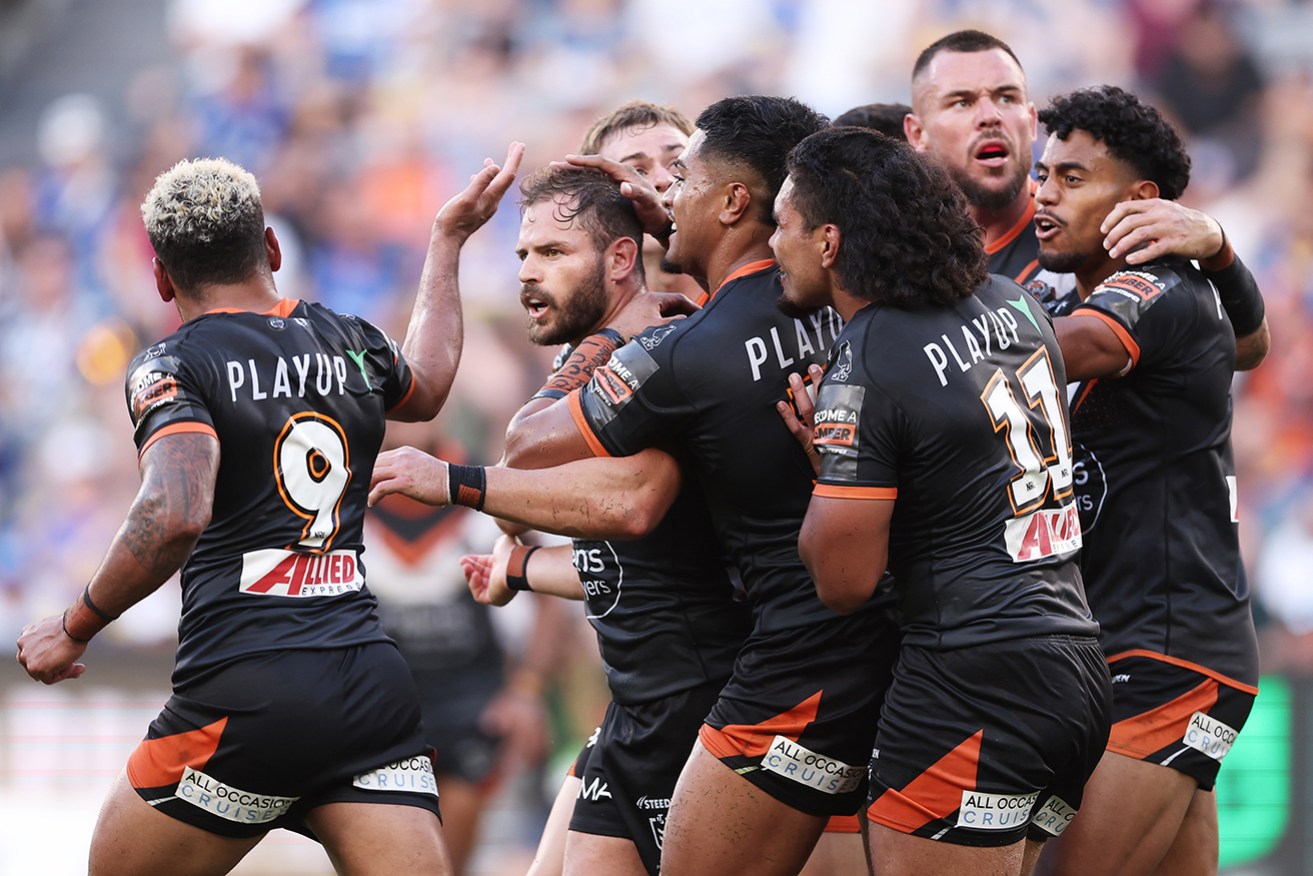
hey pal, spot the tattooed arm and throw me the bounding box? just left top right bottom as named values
left=16, top=433, right=218, bottom=683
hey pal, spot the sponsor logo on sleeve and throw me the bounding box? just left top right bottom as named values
left=1183, top=711, right=1239, bottom=762
left=760, top=735, right=864, bottom=795
left=813, top=383, right=865, bottom=482
left=239, top=549, right=363, bottom=597
left=128, top=357, right=186, bottom=421
left=956, top=789, right=1039, bottom=831
left=1030, top=795, right=1077, bottom=836
left=176, top=766, right=297, bottom=824
left=586, top=343, right=659, bottom=425
left=353, top=755, right=439, bottom=796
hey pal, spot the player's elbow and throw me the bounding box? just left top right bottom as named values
left=1235, top=320, right=1270, bottom=371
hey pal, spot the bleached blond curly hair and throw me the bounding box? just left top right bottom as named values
left=140, top=157, right=268, bottom=292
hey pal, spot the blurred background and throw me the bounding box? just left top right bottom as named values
left=2, top=0, right=1312, bottom=873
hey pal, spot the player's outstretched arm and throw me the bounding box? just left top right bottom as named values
left=370, top=446, right=680, bottom=540
left=1102, top=199, right=1268, bottom=369
left=16, top=432, right=217, bottom=683
left=1053, top=314, right=1133, bottom=382
left=462, top=537, right=586, bottom=605
left=392, top=143, right=526, bottom=422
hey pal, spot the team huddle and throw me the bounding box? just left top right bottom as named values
left=16, top=28, right=1263, bottom=876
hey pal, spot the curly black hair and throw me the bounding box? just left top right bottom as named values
left=785, top=127, right=987, bottom=308
left=695, top=95, right=829, bottom=225
left=518, top=164, right=644, bottom=273
left=1038, top=85, right=1191, bottom=200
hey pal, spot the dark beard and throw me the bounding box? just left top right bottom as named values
left=658, top=256, right=683, bottom=275
left=951, top=162, right=1029, bottom=213
left=1037, top=248, right=1087, bottom=275
left=525, top=259, right=611, bottom=347
left=776, top=291, right=822, bottom=320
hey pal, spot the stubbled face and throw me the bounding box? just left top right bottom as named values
left=1034, top=129, right=1137, bottom=277
left=598, top=122, right=688, bottom=194
left=908, top=48, right=1037, bottom=214
left=661, top=129, right=720, bottom=285
left=516, top=195, right=610, bottom=346
left=770, top=176, right=829, bottom=317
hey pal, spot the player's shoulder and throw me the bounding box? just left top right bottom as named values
left=1094, top=258, right=1198, bottom=303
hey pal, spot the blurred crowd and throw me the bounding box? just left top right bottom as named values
left=2, top=0, right=1313, bottom=669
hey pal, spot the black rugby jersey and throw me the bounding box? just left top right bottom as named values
left=571, top=260, right=885, bottom=633
left=573, top=471, right=750, bottom=706
left=1067, top=258, right=1258, bottom=686
left=124, top=299, right=412, bottom=687
left=813, top=275, right=1097, bottom=649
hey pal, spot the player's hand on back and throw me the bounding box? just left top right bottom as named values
left=1102, top=198, right=1223, bottom=265
left=558, top=153, right=671, bottom=237
left=606, top=291, right=700, bottom=342
left=369, top=446, right=451, bottom=507
left=776, top=365, right=825, bottom=477
left=434, top=142, right=526, bottom=242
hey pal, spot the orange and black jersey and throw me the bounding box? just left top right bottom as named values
left=814, top=275, right=1098, bottom=649
left=1067, top=257, right=1258, bottom=686
left=570, top=261, right=885, bottom=634
left=124, top=299, right=414, bottom=688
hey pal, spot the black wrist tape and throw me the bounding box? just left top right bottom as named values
left=447, top=464, right=487, bottom=511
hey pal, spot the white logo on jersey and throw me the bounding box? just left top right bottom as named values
left=239, top=549, right=363, bottom=597
left=760, top=736, right=863, bottom=795
left=957, top=789, right=1039, bottom=831
left=744, top=309, right=842, bottom=382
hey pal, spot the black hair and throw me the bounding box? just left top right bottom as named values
left=694, top=95, right=829, bottom=224
left=831, top=102, right=912, bottom=141
left=786, top=127, right=987, bottom=308
left=1038, top=85, right=1191, bottom=200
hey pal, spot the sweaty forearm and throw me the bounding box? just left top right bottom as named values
left=397, top=234, right=464, bottom=420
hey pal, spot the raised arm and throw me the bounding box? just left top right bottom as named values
left=391, top=143, right=526, bottom=421
left=16, top=432, right=218, bottom=683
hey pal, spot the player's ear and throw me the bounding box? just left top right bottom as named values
left=720, top=181, right=752, bottom=226
left=264, top=226, right=282, bottom=273
left=904, top=113, right=927, bottom=151
left=1130, top=179, right=1160, bottom=202
left=821, top=224, right=841, bottom=269
left=607, top=235, right=640, bottom=281
left=153, top=257, right=176, bottom=303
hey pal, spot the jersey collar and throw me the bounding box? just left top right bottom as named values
left=712, top=259, right=777, bottom=300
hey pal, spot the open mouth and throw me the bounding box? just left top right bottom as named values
left=1034, top=214, right=1062, bottom=242
left=975, top=141, right=1009, bottom=166
left=520, top=292, right=551, bottom=320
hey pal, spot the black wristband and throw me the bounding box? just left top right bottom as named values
left=506, top=545, right=540, bottom=592
left=62, top=611, right=92, bottom=643
left=447, top=463, right=487, bottom=511
left=1207, top=252, right=1266, bottom=336
left=82, top=585, right=118, bottom=622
